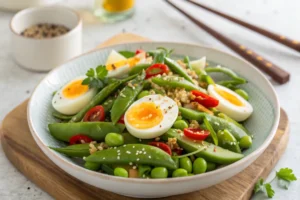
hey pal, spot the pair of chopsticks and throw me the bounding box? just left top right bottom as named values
left=165, top=0, right=293, bottom=84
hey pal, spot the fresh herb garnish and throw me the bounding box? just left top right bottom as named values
left=254, top=168, right=297, bottom=198
left=82, top=65, right=108, bottom=89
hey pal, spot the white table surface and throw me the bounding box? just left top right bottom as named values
left=0, top=0, right=299, bottom=199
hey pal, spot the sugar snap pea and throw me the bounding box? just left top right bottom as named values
left=203, top=117, right=218, bottom=146
left=151, top=76, right=207, bottom=93
left=179, top=107, right=248, bottom=141
left=85, top=144, right=177, bottom=170
left=138, top=165, right=152, bottom=178
left=101, top=164, right=114, bottom=175
left=110, top=73, right=145, bottom=124
left=217, top=129, right=241, bottom=153
left=164, top=57, right=194, bottom=84
left=205, top=66, right=247, bottom=84
left=101, top=97, right=115, bottom=114
left=128, top=63, right=151, bottom=76
left=161, top=129, right=244, bottom=164
left=70, top=74, right=138, bottom=122
left=49, top=122, right=125, bottom=142
left=52, top=111, right=73, bottom=120
left=84, top=161, right=101, bottom=171
left=217, top=113, right=250, bottom=135
left=50, top=143, right=91, bottom=157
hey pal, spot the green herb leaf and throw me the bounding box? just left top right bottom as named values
left=203, top=117, right=218, bottom=146
left=82, top=77, right=91, bottom=85
left=86, top=68, right=95, bottom=77
left=276, top=168, right=297, bottom=182
left=119, top=51, right=135, bottom=58
left=254, top=178, right=265, bottom=194
left=89, top=79, right=103, bottom=89
left=264, top=183, right=275, bottom=198
left=96, top=65, right=108, bottom=80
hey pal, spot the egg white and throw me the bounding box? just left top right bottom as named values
left=52, top=76, right=97, bottom=115
left=208, top=84, right=253, bottom=122
left=124, top=94, right=179, bottom=139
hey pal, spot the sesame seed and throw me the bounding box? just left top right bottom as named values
left=142, top=148, right=145, bottom=151
left=137, top=158, right=140, bottom=161
left=126, top=151, right=131, bottom=154
left=143, top=152, right=147, bottom=154
left=103, top=157, right=106, bottom=160
left=117, top=156, right=120, bottom=160
left=123, top=145, right=126, bottom=147
left=129, top=162, right=133, bottom=165
left=133, top=146, right=135, bottom=148
left=133, top=166, right=137, bottom=169
left=148, top=156, right=151, bottom=159
left=117, top=150, right=120, bottom=152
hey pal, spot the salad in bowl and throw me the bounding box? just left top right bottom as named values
left=49, top=47, right=254, bottom=178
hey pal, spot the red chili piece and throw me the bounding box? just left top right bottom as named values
left=148, top=142, right=172, bottom=155
left=191, top=90, right=219, bottom=108
left=145, top=63, right=170, bottom=79
left=183, top=128, right=210, bottom=140
left=135, top=49, right=145, bottom=55
left=83, top=105, right=105, bottom=122
left=118, top=115, right=125, bottom=124
left=69, top=134, right=92, bottom=145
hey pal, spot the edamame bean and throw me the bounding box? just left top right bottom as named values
left=188, top=173, right=194, bottom=176
left=193, top=158, right=207, bottom=174
left=138, top=90, right=150, bottom=99
left=84, top=161, right=101, bottom=171
left=179, top=157, right=192, bottom=173
left=239, top=135, right=252, bottom=149
left=206, top=162, right=217, bottom=172
left=105, top=133, right=124, bottom=147
left=235, top=89, right=249, bottom=100
left=172, top=168, right=188, bottom=177
left=114, top=167, right=128, bottom=178
left=151, top=167, right=168, bottom=179
left=173, top=120, right=189, bottom=130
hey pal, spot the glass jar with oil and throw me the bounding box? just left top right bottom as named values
left=94, top=0, right=135, bottom=22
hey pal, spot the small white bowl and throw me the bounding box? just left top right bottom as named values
left=10, top=6, right=82, bottom=72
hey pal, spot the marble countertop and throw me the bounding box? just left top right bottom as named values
left=0, top=0, right=299, bottom=199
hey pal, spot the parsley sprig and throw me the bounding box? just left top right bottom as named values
left=254, top=168, right=297, bottom=198
left=82, top=65, right=108, bottom=89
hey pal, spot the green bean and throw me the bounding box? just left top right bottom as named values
left=173, top=120, right=189, bottom=130
left=206, top=162, right=217, bottom=172
left=52, top=111, right=73, bottom=120
left=128, top=63, right=151, bottom=76
left=217, top=113, right=250, bottom=135
left=203, top=117, right=218, bottom=146
left=85, top=144, right=177, bottom=170
left=84, top=161, right=101, bottom=171
left=179, top=107, right=248, bottom=141
left=235, top=89, right=249, bottom=100
left=161, top=129, right=244, bottom=164
left=239, top=135, right=252, bottom=149
left=151, top=76, right=207, bottom=93
left=183, top=56, right=192, bottom=69
left=114, top=167, right=128, bottom=178
left=110, top=73, right=145, bottom=124
left=138, top=165, right=152, bottom=178
left=172, top=168, right=188, bottom=177
left=105, top=133, right=124, bottom=147
left=151, top=88, right=166, bottom=95
left=49, top=143, right=91, bottom=157
left=218, top=80, right=246, bottom=87
left=201, top=75, right=215, bottom=85
left=151, top=167, right=168, bottom=179
left=205, top=66, right=247, bottom=84
left=138, top=90, right=150, bottom=99
left=164, top=57, right=194, bottom=84
left=70, top=74, right=138, bottom=122
left=101, top=164, right=114, bottom=175
left=217, top=129, right=241, bottom=153
left=118, top=50, right=135, bottom=58
left=179, top=157, right=192, bottom=173
left=148, top=50, right=166, bottom=64
left=193, top=158, right=207, bottom=174
left=48, top=122, right=125, bottom=142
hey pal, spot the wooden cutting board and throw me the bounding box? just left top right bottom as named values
left=0, top=33, right=289, bottom=200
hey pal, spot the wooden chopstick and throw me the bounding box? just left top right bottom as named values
left=165, top=0, right=290, bottom=84
left=187, top=0, right=300, bottom=53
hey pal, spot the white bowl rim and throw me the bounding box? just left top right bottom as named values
left=28, top=41, right=280, bottom=184
left=10, top=5, right=82, bottom=41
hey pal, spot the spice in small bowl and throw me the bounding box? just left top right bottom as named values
left=20, top=23, right=70, bottom=39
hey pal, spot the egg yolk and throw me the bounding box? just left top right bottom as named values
left=215, top=87, right=244, bottom=106
left=62, top=80, right=89, bottom=99
left=126, top=102, right=163, bottom=129
left=106, top=55, right=142, bottom=71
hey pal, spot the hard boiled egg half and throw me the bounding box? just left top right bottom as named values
left=105, top=50, right=151, bottom=78
left=52, top=76, right=97, bottom=115
left=124, top=94, right=178, bottom=139
left=208, top=84, right=253, bottom=122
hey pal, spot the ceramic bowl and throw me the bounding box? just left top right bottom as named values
left=10, top=6, right=82, bottom=72
left=28, top=42, right=280, bottom=198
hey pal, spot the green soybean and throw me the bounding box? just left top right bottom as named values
left=206, top=162, right=217, bottom=172
left=172, top=168, right=188, bottom=177
left=105, top=133, right=124, bottom=147
left=193, top=158, right=207, bottom=174
left=138, top=90, right=150, bottom=99
left=239, top=135, right=252, bottom=149
left=151, top=167, right=168, bottom=179
left=114, top=167, right=128, bottom=178
left=235, top=89, right=249, bottom=101
left=84, top=162, right=101, bottom=171
left=188, top=173, right=194, bottom=176
left=179, top=157, right=192, bottom=173
left=173, top=120, right=189, bottom=130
